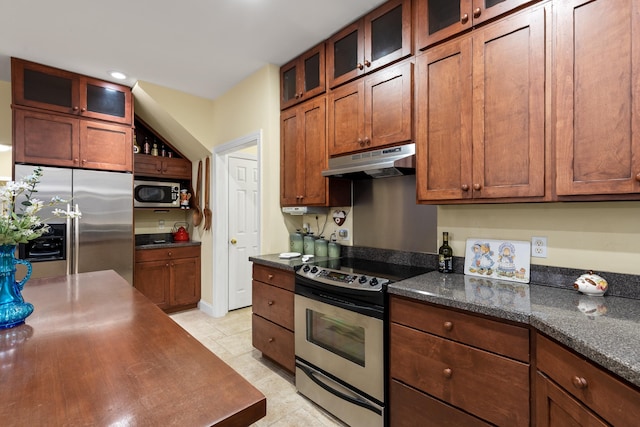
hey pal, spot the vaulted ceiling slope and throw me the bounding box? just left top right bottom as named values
left=0, top=0, right=386, bottom=100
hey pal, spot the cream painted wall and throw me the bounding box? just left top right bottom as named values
left=0, top=81, right=12, bottom=181
left=211, top=64, right=290, bottom=256
left=438, top=202, right=640, bottom=275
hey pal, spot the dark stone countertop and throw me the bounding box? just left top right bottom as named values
left=388, top=271, right=640, bottom=389
left=135, top=233, right=201, bottom=250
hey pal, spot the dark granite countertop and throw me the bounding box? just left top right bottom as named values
left=388, top=271, right=640, bottom=389
left=135, top=233, right=201, bottom=250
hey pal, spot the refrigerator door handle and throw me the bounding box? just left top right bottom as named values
left=66, top=204, right=73, bottom=276
left=74, top=203, right=81, bottom=275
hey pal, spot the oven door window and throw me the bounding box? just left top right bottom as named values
left=306, top=308, right=365, bottom=366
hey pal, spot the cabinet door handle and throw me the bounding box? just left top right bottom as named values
left=473, top=183, right=482, bottom=191
left=635, top=173, right=640, bottom=182
left=268, top=337, right=274, bottom=343
left=443, top=321, right=453, bottom=331
left=165, top=263, right=169, bottom=267
left=357, top=63, right=364, bottom=70
left=461, top=13, right=469, bottom=24
left=268, top=274, right=274, bottom=280
left=167, top=251, right=172, bottom=257
left=73, top=106, right=79, bottom=112
left=364, top=60, right=371, bottom=67
left=461, top=184, right=469, bottom=191
left=443, top=368, right=453, bottom=379
left=268, top=300, right=274, bottom=306
left=299, top=92, right=304, bottom=98
left=363, top=137, right=371, bottom=146
left=572, top=376, right=588, bottom=389
left=473, top=7, right=482, bottom=18
left=358, top=138, right=365, bottom=147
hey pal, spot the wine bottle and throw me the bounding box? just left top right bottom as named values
left=438, top=232, right=453, bottom=273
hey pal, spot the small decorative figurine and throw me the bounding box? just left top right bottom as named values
left=180, top=189, right=191, bottom=209
left=573, top=271, right=608, bottom=296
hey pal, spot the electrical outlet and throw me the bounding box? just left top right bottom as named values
left=338, top=229, right=349, bottom=241
left=158, top=220, right=165, bottom=229
left=532, top=236, right=547, bottom=258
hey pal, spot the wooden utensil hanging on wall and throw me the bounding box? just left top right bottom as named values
left=203, top=157, right=212, bottom=231
left=192, top=160, right=203, bottom=226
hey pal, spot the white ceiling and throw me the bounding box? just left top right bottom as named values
left=0, top=0, right=387, bottom=100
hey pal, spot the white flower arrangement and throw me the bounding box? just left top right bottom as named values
left=0, top=167, right=81, bottom=245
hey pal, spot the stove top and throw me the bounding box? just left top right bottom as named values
left=296, top=258, right=433, bottom=293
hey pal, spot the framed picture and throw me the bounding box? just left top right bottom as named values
left=464, top=238, right=531, bottom=283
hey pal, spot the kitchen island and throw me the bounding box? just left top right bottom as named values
left=0, top=270, right=266, bottom=426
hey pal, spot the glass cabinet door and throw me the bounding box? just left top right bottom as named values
left=327, top=21, right=364, bottom=89
left=12, top=58, right=80, bottom=115
left=80, top=77, right=132, bottom=125
left=365, top=0, right=412, bottom=71
left=280, top=43, right=325, bottom=110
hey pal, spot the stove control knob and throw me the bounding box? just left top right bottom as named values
left=310, top=267, right=318, bottom=274
left=369, top=277, right=379, bottom=286
left=302, top=265, right=311, bottom=273
left=358, top=275, right=368, bottom=284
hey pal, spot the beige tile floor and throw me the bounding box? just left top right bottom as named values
left=170, top=307, right=347, bottom=426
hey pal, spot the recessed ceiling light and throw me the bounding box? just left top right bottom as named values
left=110, top=71, right=127, bottom=80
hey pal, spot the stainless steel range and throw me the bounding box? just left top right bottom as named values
left=294, top=258, right=432, bottom=427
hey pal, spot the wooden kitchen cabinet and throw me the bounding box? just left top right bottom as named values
left=536, top=333, right=640, bottom=427
left=280, top=43, right=325, bottom=110
left=555, top=0, right=640, bottom=198
left=13, top=107, right=133, bottom=172
left=134, top=155, right=191, bottom=180
left=280, top=96, right=350, bottom=206
left=326, top=0, right=412, bottom=88
left=134, top=245, right=201, bottom=313
left=133, top=116, right=192, bottom=181
left=328, top=60, right=413, bottom=156
left=415, top=0, right=538, bottom=50
left=12, top=57, right=132, bottom=125
left=389, top=295, right=530, bottom=426
left=416, top=4, right=546, bottom=203
left=251, top=264, right=295, bottom=372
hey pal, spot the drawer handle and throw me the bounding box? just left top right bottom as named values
left=443, top=368, right=453, bottom=379
left=268, top=274, right=274, bottom=280
left=572, top=376, right=588, bottom=389
left=268, top=300, right=274, bottom=306
left=443, top=321, right=453, bottom=331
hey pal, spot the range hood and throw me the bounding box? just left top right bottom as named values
left=321, top=143, right=416, bottom=179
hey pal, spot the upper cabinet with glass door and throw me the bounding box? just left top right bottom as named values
left=326, top=0, right=412, bottom=89
left=11, top=58, right=132, bottom=125
left=280, top=43, right=325, bottom=110
left=415, top=0, right=538, bottom=50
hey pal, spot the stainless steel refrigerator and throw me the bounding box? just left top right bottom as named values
left=14, top=165, right=134, bottom=284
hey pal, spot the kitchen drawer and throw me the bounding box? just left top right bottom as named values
left=390, top=295, right=529, bottom=362
left=252, top=264, right=294, bottom=292
left=252, top=314, right=295, bottom=373
left=390, top=380, right=491, bottom=427
left=252, top=280, right=294, bottom=331
left=536, top=333, right=640, bottom=426
left=390, top=323, right=529, bottom=427
left=135, top=245, right=201, bottom=262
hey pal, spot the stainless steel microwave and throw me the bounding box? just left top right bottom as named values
left=133, top=180, right=181, bottom=208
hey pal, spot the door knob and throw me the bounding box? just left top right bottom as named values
left=230, top=238, right=237, bottom=244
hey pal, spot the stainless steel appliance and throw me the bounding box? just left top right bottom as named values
left=321, top=143, right=416, bottom=179
left=294, top=259, right=432, bottom=427
left=133, top=179, right=180, bottom=208
left=15, top=165, right=134, bottom=284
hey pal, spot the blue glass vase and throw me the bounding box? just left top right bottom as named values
left=0, top=244, right=33, bottom=329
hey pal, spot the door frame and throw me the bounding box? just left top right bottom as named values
left=212, top=131, right=262, bottom=317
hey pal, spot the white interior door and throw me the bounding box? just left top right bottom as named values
left=228, top=154, right=258, bottom=310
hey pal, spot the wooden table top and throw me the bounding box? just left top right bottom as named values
left=0, top=270, right=266, bottom=426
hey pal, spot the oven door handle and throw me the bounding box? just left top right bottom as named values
left=296, top=285, right=384, bottom=319
left=297, top=362, right=382, bottom=416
